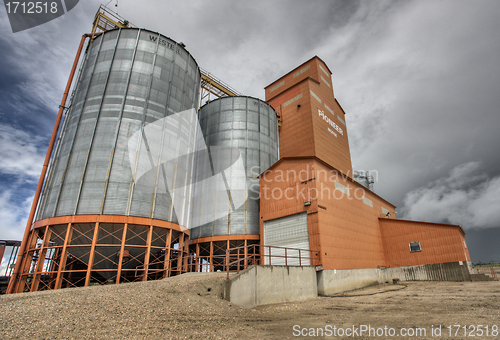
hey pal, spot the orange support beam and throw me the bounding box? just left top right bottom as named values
left=30, top=226, right=52, bottom=292
left=7, top=34, right=90, bottom=294
left=195, top=243, right=200, bottom=272
left=163, top=229, right=172, bottom=278
left=209, top=241, right=213, bottom=272
left=177, top=234, right=184, bottom=274
left=182, top=234, right=189, bottom=272
left=15, top=231, right=38, bottom=293
left=115, top=223, right=128, bottom=284
left=142, top=225, right=153, bottom=281
left=54, top=223, right=72, bottom=289
left=244, top=239, right=248, bottom=269
left=84, top=222, right=100, bottom=287
left=0, top=244, right=5, bottom=265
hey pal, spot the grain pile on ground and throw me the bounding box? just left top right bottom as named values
left=1, top=273, right=499, bottom=339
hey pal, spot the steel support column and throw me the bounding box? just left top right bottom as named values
left=30, top=225, right=52, bottom=292
left=209, top=241, right=213, bottom=272
left=115, top=223, right=128, bottom=284
left=177, top=233, right=184, bottom=274
left=244, top=239, right=248, bottom=268
left=195, top=243, right=200, bottom=272
left=84, top=222, right=100, bottom=286
left=163, top=229, right=172, bottom=278
left=0, top=244, right=5, bottom=265
left=182, top=234, right=189, bottom=272
left=15, top=231, right=38, bottom=293
left=54, top=223, right=72, bottom=289
left=142, top=225, right=153, bottom=281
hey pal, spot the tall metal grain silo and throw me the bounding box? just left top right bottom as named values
left=189, top=96, right=279, bottom=271
left=9, top=28, right=201, bottom=293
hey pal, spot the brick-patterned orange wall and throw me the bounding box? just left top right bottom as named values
left=379, top=219, right=471, bottom=267
left=265, top=56, right=325, bottom=101
left=308, top=80, right=352, bottom=176
left=259, top=158, right=321, bottom=265
left=313, top=160, right=395, bottom=269
left=268, top=82, right=316, bottom=159
left=260, top=56, right=471, bottom=272
left=260, top=158, right=396, bottom=270
left=265, top=56, right=352, bottom=175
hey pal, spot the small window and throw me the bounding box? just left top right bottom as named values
left=409, top=241, right=421, bottom=252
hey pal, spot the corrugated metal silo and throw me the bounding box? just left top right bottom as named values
left=38, top=28, right=200, bottom=220
left=189, top=96, right=279, bottom=269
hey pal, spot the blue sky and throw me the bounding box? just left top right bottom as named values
left=1, top=0, right=500, bottom=263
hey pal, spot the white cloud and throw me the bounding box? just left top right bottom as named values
left=0, top=189, right=32, bottom=240
left=401, top=161, right=500, bottom=229
left=302, top=0, right=500, bottom=210
left=0, top=190, right=33, bottom=275
left=0, top=124, right=43, bottom=240
left=0, top=124, right=45, bottom=179
left=0, top=258, right=9, bottom=275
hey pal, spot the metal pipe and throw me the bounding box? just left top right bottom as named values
left=0, top=244, right=5, bottom=273
left=7, top=244, right=19, bottom=277
left=6, top=34, right=91, bottom=294
left=226, top=248, right=229, bottom=280
left=51, top=32, right=104, bottom=217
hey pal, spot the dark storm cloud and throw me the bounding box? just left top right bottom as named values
left=402, top=161, right=500, bottom=229
left=316, top=1, right=500, bottom=219
left=123, top=0, right=365, bottom=98
left=465, top=228, right=500, bottom=264
left=0, top=2, right=93, bottom=240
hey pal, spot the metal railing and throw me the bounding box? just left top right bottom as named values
left=0, top=240, right=21, bottom=278
left=200, top=68, right=241, bottom=97
left=134, top=254, right=229, bottom=279
left=133, top=244, right=319, bottom=280
left=225, top=244, right=319, bottom=279
left=474, top=266, right=499, bottom=279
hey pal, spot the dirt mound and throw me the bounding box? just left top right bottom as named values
left=0, top=273, right=246, bottom=339
left=1, top=277, right=499, bottom=339
left=471, top=273, right=497, bottom=281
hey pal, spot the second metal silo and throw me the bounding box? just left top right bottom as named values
left=189, top=96, right=279, bottom=271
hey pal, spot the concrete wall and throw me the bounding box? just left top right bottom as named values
left=317, top=261, right=472, bottom=296
left=317, top=268, right=382, bottom=296
left=225, top=262, right=471, bottom=307
left=224, top=265, right=318, bottom=308
left=383, top=261, right=472, bottom=282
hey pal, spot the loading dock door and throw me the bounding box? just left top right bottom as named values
left=263, top=212, right=310, bottom=265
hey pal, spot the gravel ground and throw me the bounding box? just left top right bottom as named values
left=1, top=274, right=499, bottom=339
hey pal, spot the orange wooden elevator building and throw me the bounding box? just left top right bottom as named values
left=260, top=56, right=471, bottom=271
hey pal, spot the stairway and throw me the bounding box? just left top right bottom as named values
left=471, top=273, right=497, bottom=281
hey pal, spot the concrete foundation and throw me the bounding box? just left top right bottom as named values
left=318, top=261, right=472, bottom=296
left=316, top=268, right=382, bottom=296
left=224, top=265, right=317, bottom=308
left=383, top=261, right=472, bottom=283
left=224, top=262, right=471, bottom=307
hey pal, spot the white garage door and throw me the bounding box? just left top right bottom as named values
left=263, top=212, right=310, bottom=265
